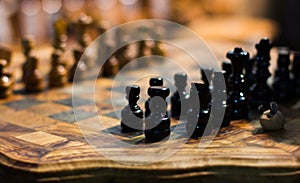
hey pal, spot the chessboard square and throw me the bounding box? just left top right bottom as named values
left=103, top=110, right=121, bottom=119
left=26, top=102, right=72, bottom=116
left=49, top=110, right=97, bottom=123
left=4, top=98, right=44, bottom=110
left=55, top=97, right=94, bottom=107
left=16, top=131, right=68, bottom=147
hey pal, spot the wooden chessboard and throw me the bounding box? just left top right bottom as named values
left=1, top=40, right=300, bottom=183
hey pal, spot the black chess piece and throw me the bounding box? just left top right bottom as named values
left=248, top=38, right=273, bottom=110
left=227, top=47, right=249, bottom=120
left=145, top=77, right=163, bottom=118
left=49, top=50, right=68, bottom=88
left=186, top=83, right=210, bottom=138
left=121, top=85, right=143, bottom=132
left=171, top=73, right=189, bottom=120
left=212, top=71, right=231, bottom=127
left=272, top=47, right=293, bottom=102
left=69, top=49, right=87, bottom=82
left=222, top=61, right=232, bottom=91
left=201, top=68, right=213, bottom=86
left=245, top=56, right=256, bottom=91
left=144, top=86, right=170, bottom=142
left=0, top=59, right=14, bottom=98
left=292, top=52, right=300, bottom=97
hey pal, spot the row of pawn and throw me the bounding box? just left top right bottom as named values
left=120, top=71, right=231, bottom=141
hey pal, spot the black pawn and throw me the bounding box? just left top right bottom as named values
left=227, top=47, right=249, bottom=120
left=171, top=73, right=189, bottom=120
left=201, top=68, right=213, bottom=86
left=212, top=71, right=231, bottom=127
left=145, top=77, right=163, bottom=118
left=121, top=85, right=143, bottom=132
left=222, top=61, right=232, bottom=91
left=186, top=83, right=210, bottom=138
left=272, top=47, right=293, bottom=102
left=245, top=56, right=256, bottom=91
left=144, top=86, right=170, bottom=142
left=248, top=38, right=273, bottom=110
left=292, top=52, right=300, bottom=96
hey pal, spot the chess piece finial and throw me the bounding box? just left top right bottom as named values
left=121, top=85, right=143, bottom=132
left=0, top=59, right=14, bottom=98
left=227, top=47, right=249, bottom=120
left=258, top=102, right=286, bottom=131
left=22, top=35, right=35, bottom=57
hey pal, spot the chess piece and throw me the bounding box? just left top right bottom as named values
left=222, top=61, right=232, bottom=91
left=292, top=52, right=300, bottom=96
left=258, top=102, right=286, bottom=131
left=24, top=55, right=44, bottom=93
left=0, top=46, right=12, bottom=65
left=68, top=49, right=87, bottom=82
left=245, top=55, right=256, bottom=91
left=21, top=36, right=35, bottom=81
left=102, top=56, right=119, bottom=77
left=53, top=17, right=68, bottom=52
left=186, top=83, right=210, bottom=138
left=227, top=47, right=249, bottom=120
left=171, top=73, right=189, bottom=119
left=136, top=40, right=151, bottom=68
left=150, top=31, right=166, bottom=57
left=212, top=71, right=231, bottom=127
left=145, top=77, right=163, bottom=118
left=121, top=85, right=143, bottom=132
left=116, top=44, right=130, bottom=69
left=77, top=14, right=92, bottom=49
left=248, top=38, right=273, bottom=110
left=144, top=86, right=171, bottom=142
left=49, top=50, right=68, bottom=88
left=0, top=59, right=14, bottom=98
left=201, top=68, right=213, bottom=86
left=272, top=47, right=293, bottom=102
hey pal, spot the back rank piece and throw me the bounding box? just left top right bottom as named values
left=227, top=47, right=249, bottom=120
left=121, top=85, right=143, bottom=132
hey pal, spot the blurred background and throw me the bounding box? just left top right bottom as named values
left=0, top=0, right=299, bottom=50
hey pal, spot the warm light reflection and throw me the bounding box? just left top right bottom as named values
left=42, top=0, right=62, bottom=14
left=21, top=0, right=41, bottom=16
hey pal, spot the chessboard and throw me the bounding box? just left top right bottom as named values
left=1, top=38, right=300, bottom=183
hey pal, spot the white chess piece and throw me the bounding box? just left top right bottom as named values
left=259, top=102, right=286, bottom=131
